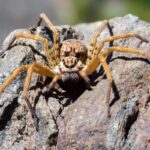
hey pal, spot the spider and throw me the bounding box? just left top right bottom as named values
left=0, top=13, right=149, bottom=119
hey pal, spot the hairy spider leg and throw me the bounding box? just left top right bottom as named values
left=15, top=33, right=52, bottom=65
left=87, top=20, right=108, bottom=65
left=89, top=20, right=108, bottom=47
left=96, top=32, right=148, bottom=53
left=99, top=55, right=112, bottom=117
left=38, top=13, right=60, bottom=64
left=86, top=31, right=149, bottom=71
left=22, top=63, right=55, bottom=98
left=0, top=65, right=36, bottom=118
left=0, top=63, right=56, bottom=118
left=81, top=20, right=108, bottom=86
left=23, top=63, right=59, bottom=99
left=0, top=65, right=35, bottom=119
left=9, top=33, right=58, bottom=67
left=101, top=46, right=149, bottom=58
left=0, top=65, right=28, bottom=93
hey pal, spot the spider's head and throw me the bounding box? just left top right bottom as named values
left=60, top=39, right=87, bottom=68
left=59, top=39, right=87, bottom=83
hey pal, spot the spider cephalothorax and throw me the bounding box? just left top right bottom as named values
left=0, top=13, right=149, bottom=120
left=56, top=39, right=87, bottom=83
left=60, top=40, right=87, bottom=67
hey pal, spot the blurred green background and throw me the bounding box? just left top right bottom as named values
left=0, top=0, right=150, bottom=45
left=71, top=0, right=150, bottom=24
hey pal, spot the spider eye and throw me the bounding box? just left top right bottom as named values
left=76, top=52, right=82, bottom=58
left=64, top=51, right=69, bottom=56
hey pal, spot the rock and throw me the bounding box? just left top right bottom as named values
left=0, top=14, right=150, bottom=150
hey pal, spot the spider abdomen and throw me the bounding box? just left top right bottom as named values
left=62, top=72, right=79, bottom=84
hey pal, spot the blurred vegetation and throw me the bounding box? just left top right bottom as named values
left=68, top=0, right=150, bottom=24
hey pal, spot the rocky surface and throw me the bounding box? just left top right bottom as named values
left=0, top=14, right=150, bottom=150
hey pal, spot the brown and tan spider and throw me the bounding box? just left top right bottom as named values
left=0, top=13, right=149, bottom=118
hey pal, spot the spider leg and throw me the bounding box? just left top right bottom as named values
left=87, top=32, right=148, bottom=66
left=37, top=13, right=60, bottom=64
left=89, top=20, right=108, bottom=50
left=22, top=63, right=57, bottom=125
left=87, top=20, right=108, bottom=64
left=0, top=64, right=37, bottom=123
left=23, top=62, right=60, bottom=97
left=101, top=46, right=149, bottom=58
left=98, top=55, right=112, bottom=117
left=0, top=65, right=28, bottom=93
left=49, top=75, right=61, bottom=89
left=22, top=64, right=37, bottom=122
left=5, top=33, right=58, bottom=67
left=85, top=56, right=101, bottom=76
left=96, top=32, right=148, bottom=53
left=0, top=63, right=57, bottom=120
left=5, top=33, right=48, bottom=50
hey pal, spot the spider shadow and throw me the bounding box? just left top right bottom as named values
left=109, top=56, right=150, bottom=106
left=0, top=97, right=19, bottom=130
left=110, top=56, right=150, bottom=64
left=30, top=76, right=87, bottom=110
